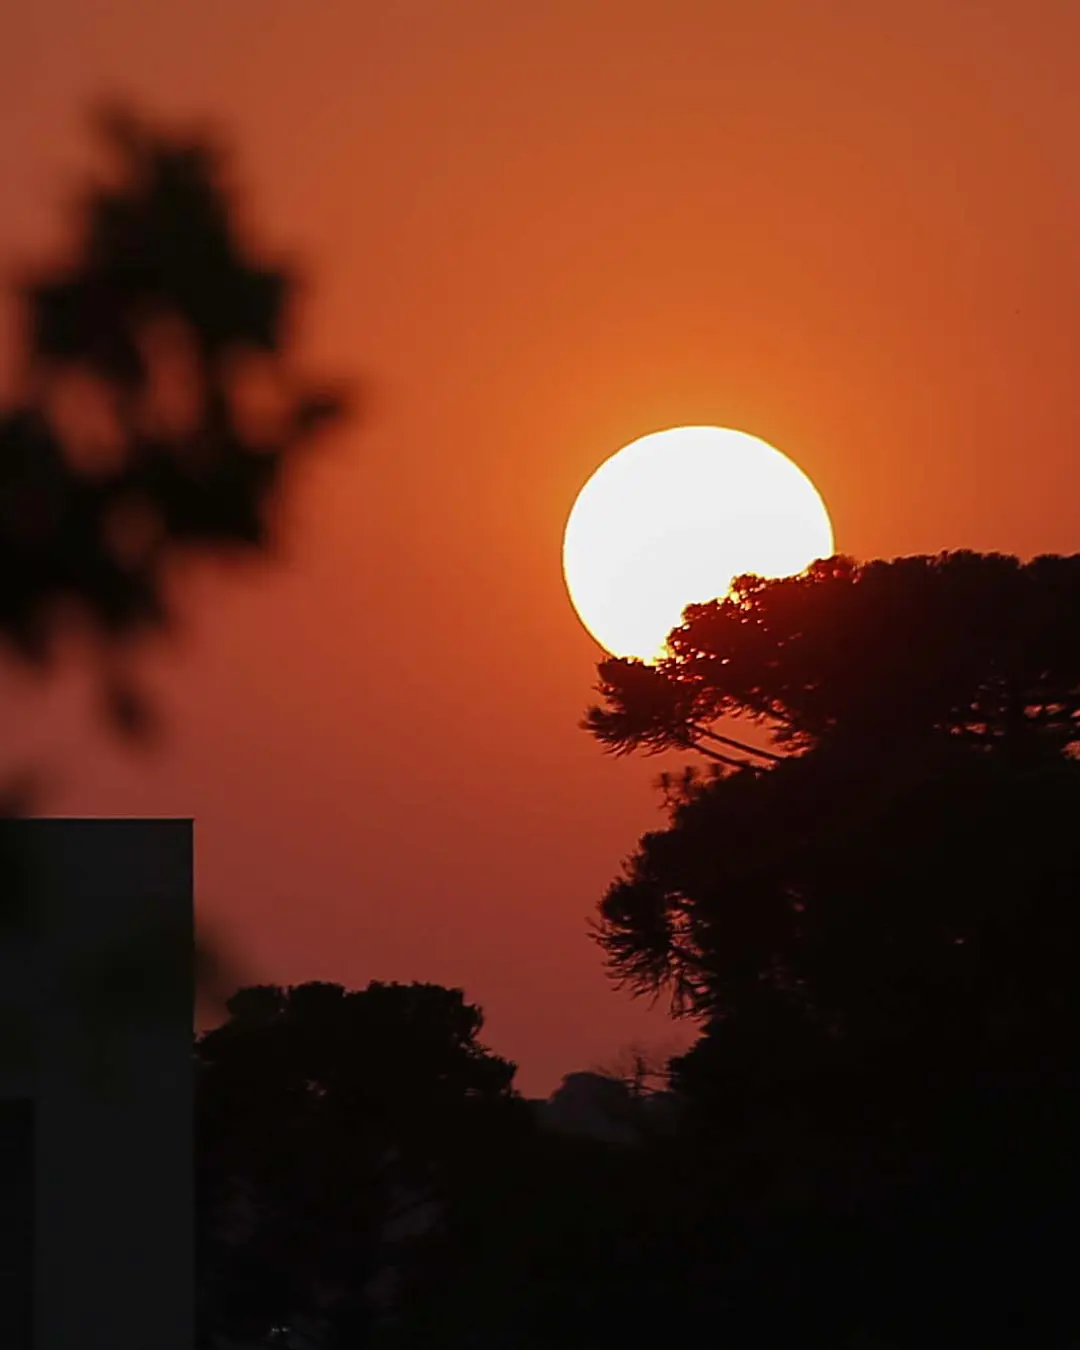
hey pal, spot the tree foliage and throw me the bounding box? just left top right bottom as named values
left=581, top=550, right=1080, bottom=1347
left=196, top=980, right=521, bottom=1345
left=598, top=743, right=1080, bottom=1044
left=590, top=555, right=1080, bottom=1061
left=586, top=551, right=1080, bottom=762
left=0, top=105, right=346, bottom=739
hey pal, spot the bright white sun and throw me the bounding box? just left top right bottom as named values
left=562, top=425, right=834, bottom=661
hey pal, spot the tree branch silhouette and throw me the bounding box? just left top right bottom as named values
left=0, top=103, right=351, bottom=1033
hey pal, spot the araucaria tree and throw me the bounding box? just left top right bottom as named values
left=586, top=551, right=1080, bottom=1066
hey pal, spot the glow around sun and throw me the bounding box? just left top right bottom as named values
left=562, top=425, right=834, bottom=661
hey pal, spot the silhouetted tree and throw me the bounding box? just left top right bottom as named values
left=597, top=743, right=1080, bottom=1054
left=195, top=980, right=522, bottom=1346
left=385, top=1118, right=714, bottom=1350
left=584, top=551, right=1080, bottom=1347
left=586, top=551, right=1080, bottom=762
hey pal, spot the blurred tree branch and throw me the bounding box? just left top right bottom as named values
left=0, top=103, right=352, bottom=1036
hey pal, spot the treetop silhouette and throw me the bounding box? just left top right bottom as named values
left=196, top=980, right=522, bottom=1346
left=585, top=551, right=1080, bottom=763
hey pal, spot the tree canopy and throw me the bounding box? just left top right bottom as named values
left=196, top=980, right=521, bottom=1346
left=589, top=554, right=1080, bottom=1048
left=598, top=743, right=1080, bottom=1045
left=580, top=551, right=1080, bottom=1347
left=586, top=551, right=1080, bottom=762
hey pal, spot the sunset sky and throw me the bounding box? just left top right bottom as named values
left=2, top=0, right=1080, bottom=1092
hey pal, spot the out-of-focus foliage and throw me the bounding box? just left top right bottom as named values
left=0, top=105, right=346, bottom=738
left=0, top=105, right=348, bottom=1061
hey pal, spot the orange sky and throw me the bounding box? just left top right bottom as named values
left=3, top=0, right=1080, bottom=1092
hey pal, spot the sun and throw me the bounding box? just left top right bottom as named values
left=562, top=425, right=834, bottom=661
